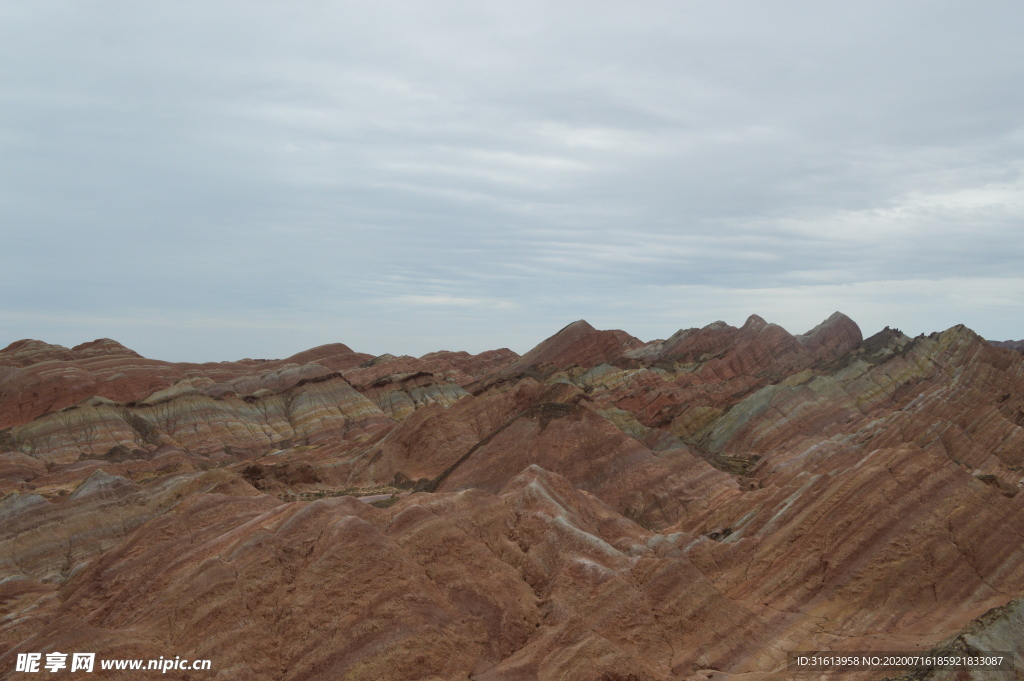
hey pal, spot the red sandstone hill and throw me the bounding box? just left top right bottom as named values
left=2, top=314, right=1024, bottom=681
left=504, top=320, right=645, bottom=374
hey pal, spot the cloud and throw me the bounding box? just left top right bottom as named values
left=1, top=1, right=1022, bottom=360
left=391, top=295, right=518, bottom=309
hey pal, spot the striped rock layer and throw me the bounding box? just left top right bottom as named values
left=2, top=315, right=1024, bottom=681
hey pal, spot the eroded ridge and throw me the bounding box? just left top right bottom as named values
left=2, top=316, right=1024, bottom=680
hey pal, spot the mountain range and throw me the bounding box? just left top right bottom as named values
left=2, top=314, right=1023, bottom=680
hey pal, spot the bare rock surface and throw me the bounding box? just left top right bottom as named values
left=3, top=313, right=1024, bottom=680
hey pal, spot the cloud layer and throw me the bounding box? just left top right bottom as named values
left=2, top=1, right=1023, bottom=359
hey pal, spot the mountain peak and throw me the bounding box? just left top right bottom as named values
left=796, top=312, right=863, bottom=358
left=70, top=338, right=143, bottom=359
left=0, top=339, right=77, bottom=366
left=508, top=320, right=641, bottom=372
left=740, top=314, right=769, bottom=332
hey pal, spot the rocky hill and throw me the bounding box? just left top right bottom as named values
left=2, top=315, right=1023, bottom=680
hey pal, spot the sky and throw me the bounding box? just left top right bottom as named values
left=2, top=1, right=1023, bottom=360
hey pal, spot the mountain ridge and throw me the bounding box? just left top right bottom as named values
left=2, top=313, right=1023, bottom=680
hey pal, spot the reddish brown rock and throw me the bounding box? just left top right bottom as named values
left=505, top=320, right=644, bottom=373
left=0, top=338, right=374, bottom=430
left=419, top=347, right=520, bottom=376
left=794, top=310, right=864, bottom=359
left=3, top=314, right=1024, bottom=681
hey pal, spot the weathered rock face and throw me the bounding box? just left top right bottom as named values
left=3, top=313, right=1024, bottom=680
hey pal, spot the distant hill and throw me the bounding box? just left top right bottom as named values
left=989, top=338, right=1024, bottom=351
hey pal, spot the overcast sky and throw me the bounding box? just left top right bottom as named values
left=2, top=1, right=1023, bottom=360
